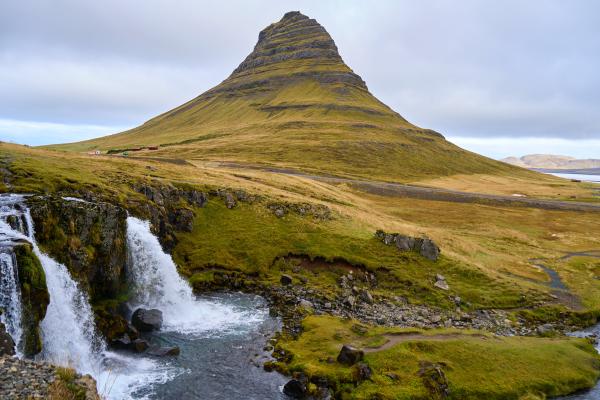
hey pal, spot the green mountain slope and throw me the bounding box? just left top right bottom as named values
left=49, top=11, right=526, bottom=182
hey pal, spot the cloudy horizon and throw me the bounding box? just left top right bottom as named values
left=1, top=0, right=599, bottom=159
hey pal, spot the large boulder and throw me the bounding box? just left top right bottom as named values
left=337, top=344, right=364, bottom=365
left=420, top=238, right=441, bottom=261
left=283, top=376, right=308, bottom=398
left=375, top=230, right=441, bottom=261
left=131, top=308, right=163, bottom=332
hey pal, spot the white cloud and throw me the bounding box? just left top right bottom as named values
left=0, top=118, right=128, bottom=146
left=448, top=136, right=600, bottom=160
left=0, top=0, right=598, bottom=150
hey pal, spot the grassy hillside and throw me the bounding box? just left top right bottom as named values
left=2, top=142, right=600, bottom=398
left=47, top=11, right=528, bottom=182
left=276, top=316, right=600, bottom=400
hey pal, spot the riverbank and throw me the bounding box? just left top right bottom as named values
left=0, top=356, right=100, bottom=400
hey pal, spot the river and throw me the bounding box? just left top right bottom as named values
left=563, top=324, right=600, bottom=399
left=0, top=195, right=289, bottom=400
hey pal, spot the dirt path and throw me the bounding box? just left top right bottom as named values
left=364, top=332, right=490, bottom=353
left=210, top=162, right=600, bottom=212
left=559, top=250, right=600, bottom=260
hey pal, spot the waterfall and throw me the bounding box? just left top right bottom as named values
left=0, top=194, right=27, bottom=355
left=126, top=216, right=265, bottom=335
left=0, top=252, right=22, bottom=354
left=0, top=195, right=270, bottom=399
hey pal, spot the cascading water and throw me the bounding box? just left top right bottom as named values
left=0, top=194, right=27, bottom=355
left=126, top=216, right=266, bottom=334
left=0, top=196, right=282, bottom=399
left=0, top=249, right=23, bottom=354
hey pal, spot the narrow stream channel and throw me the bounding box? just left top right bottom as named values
left=563, top=323, right=600, bottom=399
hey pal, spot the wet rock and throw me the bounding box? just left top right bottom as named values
left=132, top=339, right=150, bottom=353
left=283, top=377, right=307, bottom=398
left=280, top=274, right=293, bottom=286
left=146, top=346, right=181, bottom=356
left=110, top=334, right=132, bottom=350
left=131, top=308, right=163, bottom=332
left=337, top=344, right=364, bottom=365
left=0, top=322, right=15, bottom=356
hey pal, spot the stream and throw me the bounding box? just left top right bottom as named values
left=0, top=194, right=289, bottom=399
left=563, top=323, right=600, bottom=400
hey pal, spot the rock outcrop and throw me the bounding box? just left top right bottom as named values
left=13, top=244, right=49, bottom=356
left=131, top=183, right=208, bottom=251
left=27, top=196, right=127, bottom=300
left=375, top=230, right=441, bottom=261
left=27, top=196, right=129, bottom=344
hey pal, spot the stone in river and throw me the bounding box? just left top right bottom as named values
left=131, top=308, right=163, bottom=332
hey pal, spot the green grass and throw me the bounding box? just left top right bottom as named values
left=176, top=200, right=538, bottom=309
left=43, top=15, right=532, bottom=183
left=276, top=315, right=600, bottom=400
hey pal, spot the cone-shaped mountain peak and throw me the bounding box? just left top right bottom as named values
left=231, top=11, right=352, bottom=81
left=209, top=11, right=370, bottom=99
left=51, top=11, right=518, bottom=182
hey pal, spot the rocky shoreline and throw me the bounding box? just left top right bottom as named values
left=0, top=356, right=100, bottom=400
left=193, top=269, right=586, bottom=340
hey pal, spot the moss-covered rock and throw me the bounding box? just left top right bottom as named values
left=27, top=196, right=127, bottom=301
left=14, top=243, right=49, bottom=356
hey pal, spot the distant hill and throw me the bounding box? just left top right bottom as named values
left=48, top=11, right=526, bottom=182
left=502, top=154, right=600, bottom=170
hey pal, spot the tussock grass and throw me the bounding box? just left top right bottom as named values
left=276, top=315, right=600, bottom=400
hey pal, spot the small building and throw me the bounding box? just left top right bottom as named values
left=148, top=146, right=159, bottom=151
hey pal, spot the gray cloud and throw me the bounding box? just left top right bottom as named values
left=0, top=0, right=599, bottom=147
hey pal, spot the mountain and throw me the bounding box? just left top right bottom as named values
left=502, top=154, right=600, bottom=170
left=50, top=11, right=523, bottom=182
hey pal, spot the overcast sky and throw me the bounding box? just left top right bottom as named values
left=1, top=0, right=599, bottom=159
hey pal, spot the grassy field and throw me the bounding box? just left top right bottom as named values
left=2, top=142, right=600, bottom=397
left=2, top=142, right=599, bottom=312
left=275, top=315, right=600, bottom=400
